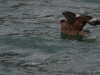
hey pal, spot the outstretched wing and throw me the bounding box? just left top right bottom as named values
left=74, top=15, right=100, bottom=31
left=81, top=16, right=100, bottom=26
left=74, top=17, right=87, bottom=31
left=62, top=11, right=80, bottom=24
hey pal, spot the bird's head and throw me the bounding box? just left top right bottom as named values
left=60, top=20, right=67, bottom=27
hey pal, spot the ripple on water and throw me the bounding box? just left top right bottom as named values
left=0, top=0, right=100, bottom=75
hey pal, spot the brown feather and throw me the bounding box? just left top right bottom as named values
left=60, top=11, right=100, bottom=35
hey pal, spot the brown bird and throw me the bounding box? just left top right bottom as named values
left=60, top=11, right=100, bottom=35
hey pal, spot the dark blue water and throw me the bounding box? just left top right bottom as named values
left=0, top=0, right=100, bottom=75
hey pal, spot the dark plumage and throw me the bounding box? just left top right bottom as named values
left=60, top=11, right=100, bottom=35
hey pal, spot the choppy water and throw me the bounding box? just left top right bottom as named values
left=0, top=0, right=100, bottom=75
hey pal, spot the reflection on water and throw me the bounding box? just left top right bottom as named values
left=61, top=32, right=97, bottom=43
left=61, top=32, right=85, bottom=41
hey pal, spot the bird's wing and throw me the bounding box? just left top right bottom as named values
left=74, top=17, right=87, bottom=31
left=62, top=11, right=80, bottom=24
left=74, top=15, right=100, bottom=31
left=81, top=16, right=100, bottom=26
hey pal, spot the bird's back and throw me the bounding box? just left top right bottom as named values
left=61, top=21, right=78, bottom=35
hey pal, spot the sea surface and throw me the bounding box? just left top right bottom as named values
left=0, top=0, right=100, bottom=75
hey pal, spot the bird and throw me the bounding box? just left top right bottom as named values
left=60, top=11, right=100, bottom=35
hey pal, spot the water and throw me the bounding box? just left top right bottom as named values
left=0, top=0, right=100, bottom=75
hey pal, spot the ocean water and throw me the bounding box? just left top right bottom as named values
left=0, top=0, right=100, bottom=75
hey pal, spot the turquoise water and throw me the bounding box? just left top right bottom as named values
left=0, top=0, right=100, bottom=75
